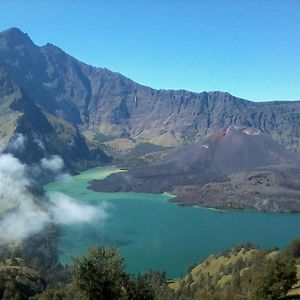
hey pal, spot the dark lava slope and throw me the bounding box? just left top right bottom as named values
left=90, top=127, right=300, bottom=212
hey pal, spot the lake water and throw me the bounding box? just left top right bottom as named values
left=44, top=167, right=300, bottom=278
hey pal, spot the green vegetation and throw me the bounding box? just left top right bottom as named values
left=35, top=246, right=155, bottom=300
left=125, top=143, right=169, bottom=167
left=0, top=258, right=45, bottom=299
left=168, top=244, right=298, bottom=300
left=0, top=239, right=300, bottom=299
left=125, top=155, right=157, bottom=167
left=284, top=238, right=300, bottom=261
left=128, top=143, right=167, bottom=157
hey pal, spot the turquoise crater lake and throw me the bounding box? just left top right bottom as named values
left=44, top=167, right=300, bottom=278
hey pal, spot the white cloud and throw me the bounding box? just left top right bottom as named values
left=0, top=153, right=108, bottom=245
left=7, top=133, right=27, bottom=153
left=0, top=153, right=50, bottom=244
left=48, top=192, right=108, bottom=225
left=29, top=154, right=67, bottom=182
left=40, top=155, right=64, bottom=173
left=34, top=138, right=46, bottom=151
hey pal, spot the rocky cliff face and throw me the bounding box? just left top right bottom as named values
left=0, top=27, right=300, bottom=158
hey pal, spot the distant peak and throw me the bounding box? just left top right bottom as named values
left=0, top=27, right=34, bottom=46
left=1, top=27, right=26, bottom=37
left=42, top=42, right=63, bottom=53
left=3, top=27, right=23, bottom=33
left=208, top=126, right=263, bottom=144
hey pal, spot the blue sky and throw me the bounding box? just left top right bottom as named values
left=0, top=0, right=300, bottom=101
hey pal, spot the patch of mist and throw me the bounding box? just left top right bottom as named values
left=6, top=133, right=27, bottom=153
left=33, top=137, right=46, bottom=152
left=57, top=173, right=73, bottom=182
left=48, top=192, right=108, bottom=225
left=0, top=134, right=108, bottom=245
left=0, top=153, right=50, bottom=244
left=40, top=155, right=64, bottom=174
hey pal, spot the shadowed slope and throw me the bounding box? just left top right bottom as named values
left=0, top=65, right=110, bottom=171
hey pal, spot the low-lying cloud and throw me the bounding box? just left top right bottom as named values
left=6, top=133, right=27, bottom=153
left=0, top=153, right=50, bottom=244
left=48, top=192, right=108, bottom=225
left=29, top=154, right=69, bottom=183
left=0, top=135, right=108, bottom=245
left=40, top=155, right=64, bottom=174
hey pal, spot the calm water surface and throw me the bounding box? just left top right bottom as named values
left=44, top=167, right=300, bottom=278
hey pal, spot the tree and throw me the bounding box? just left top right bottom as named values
left=125, top=276, right=155, bottom=300
left=70, top=245, right=156, bottom=300
left=284, top=238, right=300, bottom=260
left=71, top=246, right=126, bottom=300
left=251, top=254, right=297, bottom=300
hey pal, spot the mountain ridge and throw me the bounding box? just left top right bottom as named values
left=2, top=27, right=298, bottom=103
left=0, top=27, right=300, bottom=157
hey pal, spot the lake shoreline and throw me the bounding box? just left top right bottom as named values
left=44, top=166, right=300, bottom=278
left=87, top=165, right=300, bottom=214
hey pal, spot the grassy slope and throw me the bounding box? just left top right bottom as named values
left=169, top=247, right=300, bottom=297
left=287, top=265, right=300, bottom=297
left=0, top=74, right=22, bottom=150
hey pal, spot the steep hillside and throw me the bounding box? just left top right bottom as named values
left=0, top=27, right=300, bottom=155
left=5, top=242, right=298, bottom=300
left=168, top=245, right=300, bottom=300
left=0, top=66, right=110, bottom=171
left=0, top=66, right=23, bottom=150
